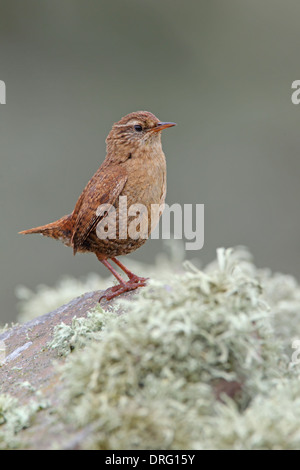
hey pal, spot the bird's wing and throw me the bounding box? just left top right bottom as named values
left=71, top=168, right=128, bottom=253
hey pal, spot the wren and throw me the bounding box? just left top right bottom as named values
left=20, top=111, right=176, bottom=300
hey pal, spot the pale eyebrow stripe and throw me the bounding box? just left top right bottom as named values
left=114, top=120, right=141, bottom=128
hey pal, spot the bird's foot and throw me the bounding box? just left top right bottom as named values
left=99, top=277, right=148, bottom=302
left=127, top=274, right=148, bottom=284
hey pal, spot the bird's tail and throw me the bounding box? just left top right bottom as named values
left=19, top=214, right=73, bottom=244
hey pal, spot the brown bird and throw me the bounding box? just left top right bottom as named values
left=20, top=111, right=176, bottom=300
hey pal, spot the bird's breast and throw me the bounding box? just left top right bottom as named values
left=95, top=155, right=166, bottom=243
left=123, top=154, right=166, bottom=206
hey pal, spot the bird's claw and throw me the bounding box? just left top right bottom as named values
left=99, top=277, right=148, bottom=302
left=128, top=275, right=148, bottom=284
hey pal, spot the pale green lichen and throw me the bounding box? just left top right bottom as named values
left=53, top=247, right=294, bottom=449
left=6, top=245, right=300, bottom=449
left=0, top=392, right=47, bottom=449
left=200, top=376, right=300, bottom=449
left=48, top=305, right=120, bottom=356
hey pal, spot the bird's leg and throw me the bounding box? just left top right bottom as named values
left=111, top=257, right=148, bottom=284
left=97, top=257, right=147, bottom=301
left=100, top=259, right=126, bottom=285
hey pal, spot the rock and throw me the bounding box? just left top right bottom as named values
left=0, top=289, right=133, bottom=449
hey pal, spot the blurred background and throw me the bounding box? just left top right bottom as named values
left=1, top=0, right=300, bottom=323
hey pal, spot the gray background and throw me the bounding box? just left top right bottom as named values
left=1, top=0, right=300, bottom=323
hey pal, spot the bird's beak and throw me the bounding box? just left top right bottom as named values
left=149, top=122, right=177, bottom=133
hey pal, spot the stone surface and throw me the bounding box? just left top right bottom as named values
left=0, top=289, right=132, bottom=449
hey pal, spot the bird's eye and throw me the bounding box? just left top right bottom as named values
left=134, top=124, right=143, bottom=132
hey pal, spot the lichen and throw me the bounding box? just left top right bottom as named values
left=54, top=247, right=294, bottom=449
left=48, top=305, right=120, bottom=356
left=0, top=391, right=47, bottom=449
left=5, top=245, right=300, bottom=449
left=201, top=376, right=300, bottom=449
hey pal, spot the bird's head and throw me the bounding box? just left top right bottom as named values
left=105, top=111, right=176, bottom=161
